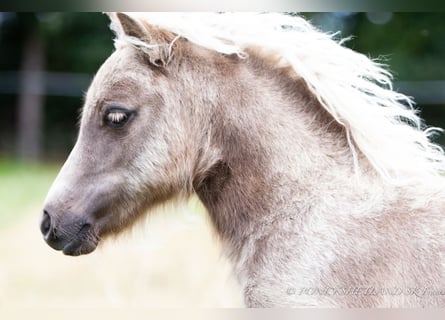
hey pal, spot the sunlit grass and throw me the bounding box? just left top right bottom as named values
left=0, top=158, right=59, bottom=228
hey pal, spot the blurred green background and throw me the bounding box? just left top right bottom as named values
left=0, top=12, right=444, bottom=309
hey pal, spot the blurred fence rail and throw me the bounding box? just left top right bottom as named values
left=0, top=71, right=92, bottom=97
left=1, top=71, right=444, bottom=162
left=1, top=71, right=445, bottom=104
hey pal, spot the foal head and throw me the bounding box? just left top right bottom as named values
left=40, top=13, right=219, bottom=255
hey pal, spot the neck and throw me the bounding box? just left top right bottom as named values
left=193, top=53, right=360, bottom=261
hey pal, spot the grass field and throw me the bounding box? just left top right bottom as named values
left=0, top=159, right=243, bottom=312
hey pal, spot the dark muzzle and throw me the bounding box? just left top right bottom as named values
left=40, top=209, right=99, bottom=256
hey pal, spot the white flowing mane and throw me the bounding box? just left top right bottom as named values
left=112, top=12, right=445, bottom=183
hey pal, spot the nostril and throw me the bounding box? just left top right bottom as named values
left=40, top=210, right=51, bottom=236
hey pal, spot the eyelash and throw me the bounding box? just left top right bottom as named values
left=104, top=108, right=133, bottom=127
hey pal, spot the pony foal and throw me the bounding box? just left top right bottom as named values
left=40, top=13, right=445, bottom=307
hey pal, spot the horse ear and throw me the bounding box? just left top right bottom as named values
left=114, top=12, right=147, bottom=40
left=106, top=12, right=176, bottom=67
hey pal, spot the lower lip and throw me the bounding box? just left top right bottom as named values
left=62, top=239, right=98, bottom=256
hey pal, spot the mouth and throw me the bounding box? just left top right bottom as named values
left=62, top=224, right=100, bottom=256
left=46, top=223, right=100, bottom=256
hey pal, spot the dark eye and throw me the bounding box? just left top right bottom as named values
left=104, top=107, right=133, bottom=127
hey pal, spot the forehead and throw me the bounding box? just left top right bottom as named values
left=83, top=46, right=156, bottom=115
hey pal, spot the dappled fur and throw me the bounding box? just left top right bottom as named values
left=42, top=13, right=445, bottom=307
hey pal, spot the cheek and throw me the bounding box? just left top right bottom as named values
left=125, top=131, right=187, bottom=202
left=129, top=136, right=171, bottom=187
left=117, top=104, right=190, bottom=201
